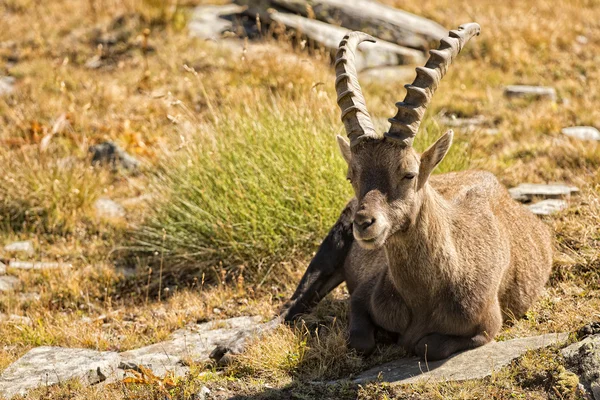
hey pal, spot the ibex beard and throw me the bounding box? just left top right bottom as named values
left=284, top=23, right=553, bottom=362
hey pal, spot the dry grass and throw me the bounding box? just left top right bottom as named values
left=1, top=0, right=600, bottom=398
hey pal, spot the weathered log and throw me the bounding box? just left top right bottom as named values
left=261, top=0, right=447, bottom=50
left=269, top=11, right=425, bottom=69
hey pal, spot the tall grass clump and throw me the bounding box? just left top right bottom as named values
left=132, top=100, right=350, bottom=278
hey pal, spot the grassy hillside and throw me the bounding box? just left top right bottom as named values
left=0, top=0, right=599, bottom=398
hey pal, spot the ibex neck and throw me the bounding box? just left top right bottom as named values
left=384, top=184, right=455, bottom=293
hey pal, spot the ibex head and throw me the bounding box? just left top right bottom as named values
left=335, top=24, right=480, bottom=249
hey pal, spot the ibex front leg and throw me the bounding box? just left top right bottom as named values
left=282, top=199, right=356, bottom=321
left=413, top=302, right=502, bottom=361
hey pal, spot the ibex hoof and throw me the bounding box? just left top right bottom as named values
left=349, top=329, right=375, bottom=356
left=414, top=333, right=453, bottom=361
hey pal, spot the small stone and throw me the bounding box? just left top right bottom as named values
left=0, top=346, right=121, bottom=399
left=576, top=35, right=589, bottom=45
left=5, top=314, right=32, bottom=326
left=8, top=261, right=72, bottom=270
left=527, top=199, right=568, bottom=215
left=194, top=386, right=211, bottom=400
left=509, top=183, right=579, bottom=202
left=0, top=262, right=5, bottom=275
left=504, top=85, right=556, bottom=101
left=3, top=240, right=34, bottom=255
left=562, top=126, right=600, bottom=141
left=89, top=141, right=140, bottom=171
left=94, top=198, right=126, bottom=220
left=350, top=332, right=568, bottom=386
left=437, top=115, right=487, bottom=128
left=17, top=292, right=40, bottom=302
left=0, top=76, right=15, bottom=96
left=0, top=276, right=19, bottom=292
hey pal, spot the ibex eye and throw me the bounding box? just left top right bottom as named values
left=404, top=173, right=416, bottom=180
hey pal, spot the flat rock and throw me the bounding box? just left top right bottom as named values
left=352, top=332, right=568, bottom=386
left=0, top=276, right=19, bottom=292
left=1, top=314, right=32, bottom=325
left=188, top=4, right=247, bottom=40
left=269, top=11, right=425, bottom=70
left=562, top=334, right=600, bottom=400
left=0, top=346, right=121, bottom=399
left=504, top=85, right=556, bottom=101
left=120, top=315, right=263, bottom=377
left=509, top=183, right=579, bottom=202
left=8, top=261, right=73, bottom=270
left=562, top=126, right=600, bottom=141
left=0, top=316, right=267, bottom=397
left=94, top=198, right=126, bottom=220
left=437, top=115, right=487, bottom=128
left=527, top=199, right=568, bottom=215
left=0, top=76, right=15, bottom=96
left=3, top=240, right=34, bottom=255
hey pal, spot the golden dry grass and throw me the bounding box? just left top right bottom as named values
left=1, top=0, right=600, bottom=398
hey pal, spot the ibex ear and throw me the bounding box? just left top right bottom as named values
left=418, top=130, right=453, bottom=188
left=337, top=135, right=352, bottom=165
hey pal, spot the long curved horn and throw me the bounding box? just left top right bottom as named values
left=385, top=23, right=481, bottom=146
left=334, top=32, right=377, bottom=147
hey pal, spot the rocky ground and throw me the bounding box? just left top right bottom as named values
left=1, top=0, right=600, bottom=399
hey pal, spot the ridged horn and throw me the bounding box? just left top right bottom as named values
left=385, top=23, right=481, bottom=146
left=335, top=32, right=377, bottom=147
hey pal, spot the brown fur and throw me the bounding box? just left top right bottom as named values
left=337, top=134, right=553, bottom=360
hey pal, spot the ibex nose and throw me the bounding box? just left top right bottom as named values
left=354, top=212, right=376, bottom=232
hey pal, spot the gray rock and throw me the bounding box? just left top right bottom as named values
left=0, top=76, right=15, bottom=96
left=437, top=115, right=487, bottom=128
left=1, top=314, right=32, bottom=326
left=527, top=199, right=568, bottom=215
left=0, top=262, right=5, bottom=275
left=0, top=316, right=268, bottom=398
left=3, top=240, right=34, bottom=255
left=270, top=0, right=447, bottom=50
left=0, top=276, right=19, bottom=292
left=8, top=261, right=72, bottom=270
left=269, top=11, right=425, bottom=70
left=0, top=346, right=121, bottom=399
left=359, top=65, right=417, bottom=85
left=120, top=315, right=263, bottom=377
left=188, top=4, right=247, bottom=40
left=89, top=141, right=140, bottom=171
left=504, top=85, right=556, bottom=101
left=352, top=332, right=568, bottom=386
left=94, top=198, right=126, bottom=220
left=562, top=126, right=600, bottom=141
left=195, top=386, right=211, bottom=400
left=562, top=335, right=600, bottom=400
left=509, top=183, right=579, bottom=202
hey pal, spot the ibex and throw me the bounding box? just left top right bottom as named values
left=283, top=23, right=553, bottom=360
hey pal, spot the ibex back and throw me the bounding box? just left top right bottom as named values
left=284, top=23, right=553, bottom=361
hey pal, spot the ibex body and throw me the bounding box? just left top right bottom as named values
left=285, top=23, right=553, bottom=361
